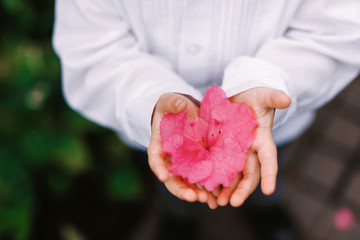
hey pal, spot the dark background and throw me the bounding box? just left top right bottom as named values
left=0, top=1, right=151, bottom=239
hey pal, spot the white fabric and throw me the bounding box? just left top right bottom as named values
left=53, top=0, right=360, bottom=149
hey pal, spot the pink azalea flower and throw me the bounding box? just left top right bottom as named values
left=160, top=85, right=258, bottom=191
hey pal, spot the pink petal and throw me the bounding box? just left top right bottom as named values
left=198, top=137, right=247, bottom=191
left=161, top=112, right=213, bottom=183
left=334, top=207, right=356, bottom=231
left=160, top=110, right=187, bottom=144
left=162, top=134, right=183, bottom=153
left=169, top=144, right=213, bottom=184
left=183, top=117, right=209, bottom=149
left=209, top=102, right=257, bottom=151
left=200, top=84, right=229, bottom=123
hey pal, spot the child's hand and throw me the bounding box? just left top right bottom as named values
left=216, top=87, right=291, bottom=207
left=147, top=93, right=218, bottom=209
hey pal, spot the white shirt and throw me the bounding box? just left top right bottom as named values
left=53, top=0, right=360, bottom=149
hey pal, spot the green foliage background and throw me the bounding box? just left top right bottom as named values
left=0, top=1, right=142, bottom=239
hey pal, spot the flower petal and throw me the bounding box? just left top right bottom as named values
left=183, top=117, right=209, bottom=149
left=160, top=110, right=187, bottom=145
left=200, top=84, right=229, bottom=123
left=198, top=137, right=247, bottom=191
left=162, top=134, right=183, bottom=153
left=161, top=111, right=213, bottom=183
left=169, top=139, right=213, bottom=183
left=209, top=102, right=257, bottom=151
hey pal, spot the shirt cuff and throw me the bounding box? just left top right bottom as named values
left=221, top=56, right=297, bottom=130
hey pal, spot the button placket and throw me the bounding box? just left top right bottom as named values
left=186, top=44, right=201, bottom=55
left=177, top=2, right=212, bottom=84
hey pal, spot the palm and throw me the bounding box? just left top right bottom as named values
left=147, top=93, right=218, bottom=209
left=217, top=87, right=291, bottom=207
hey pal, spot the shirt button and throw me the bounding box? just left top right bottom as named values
left=186, top=44, right=201, bottom=55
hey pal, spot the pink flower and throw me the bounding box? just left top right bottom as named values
left=334, top=207, right=356, bottom=231
left=160, top=85, right=258, bottom=191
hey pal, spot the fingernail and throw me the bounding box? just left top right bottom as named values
left=175, top=98, right=185, bottom=108
left=195, top=183, right=204, bottom=189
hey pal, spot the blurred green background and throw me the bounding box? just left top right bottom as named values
left=2, top=1, right=360, bottom=240
left=0, top=1, right=147, bottom=239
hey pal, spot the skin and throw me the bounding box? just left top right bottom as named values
left=218, top=87, right=291, bottom=207
left=147, top=87, right=291, bottom=209
left=147, top=93, right=218, bottom=209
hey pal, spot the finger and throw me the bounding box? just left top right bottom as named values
left=253, top=128, right=278, bottom=195
left=147, top=146, right=169, bottom=182
left=197, top=189, right=210, bottom=203
left=212, top=186, right=221, bottom=198
left=207, top=193, right=218, bottom=210
left=156, top=93, right=188, bottom=114
left=230, top=153, right=261, bottom=207
left=217, top=172, right=242, bottom=207
left=156, top=93, right=201, bottom=121
left=265, top=89, right=291, bottom=109
left=259, top=144, right=278, bottom=195
left=188, top=183, right=209, bottom=203
left=229, top=87, right=291, bottom=111
left=164, top=175, right=197, bottom=202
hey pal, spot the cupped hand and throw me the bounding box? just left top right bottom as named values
left=216, top=87, right=291, bottom=207
left=147, top=93, right=218, bottom=209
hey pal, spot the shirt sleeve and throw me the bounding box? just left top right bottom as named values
left=222, top=0, right=360, bottom=130
left=53, top=0, right=203, bottom=149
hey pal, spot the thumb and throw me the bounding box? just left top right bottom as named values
left=156, top=93, right=188, bottom=114
left=265, top=89, right=291, bottom=109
